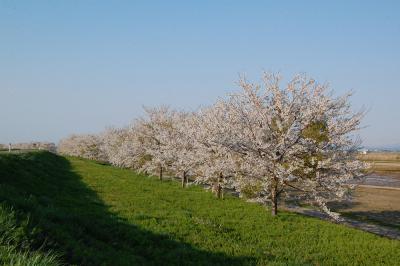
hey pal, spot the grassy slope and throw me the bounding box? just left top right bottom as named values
left=0, top=205, right=59, bottom=266
left=0, top=152, right=399, bottom=265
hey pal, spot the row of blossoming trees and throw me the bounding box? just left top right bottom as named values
left=58, top=73, right=367, bottom=218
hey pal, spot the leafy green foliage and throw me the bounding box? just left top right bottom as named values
left=137, top=153, right=152, bottom=169
left=302, top=121, right=330, bottom=143
left=238, top=181, right=263, bottom=199
left=0, top=152, right=399, bottom=265
left=293, top=121, right=331, bottom=180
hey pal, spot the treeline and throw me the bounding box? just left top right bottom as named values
left=58, top=73, right=366, bottom=218
left=0, top=142, right=56, bottom=152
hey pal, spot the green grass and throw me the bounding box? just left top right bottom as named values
left=0, top=152, right=399, bottom=265
left=0, top=205, right=59, bottom=266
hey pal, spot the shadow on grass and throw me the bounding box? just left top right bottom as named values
left=327, top=198, right=362, bottom=210
left=327, top=199, right=400, bottom=231
left=341, top=211, right=400, bottom=231
left=0, top=152, right=255, bottom=265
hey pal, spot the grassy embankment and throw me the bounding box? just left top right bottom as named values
left=0, top=151, right=399, bottom=265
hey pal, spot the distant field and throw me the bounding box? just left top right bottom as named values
left=332, top=152, right=400, bottom=230
left=360, top=152, right=400, bottom=174
left=1, top=151, right=399, bottom=265
left=361, top=152, right=400, bottom=161
left=332, top=187, right=400, bottom=230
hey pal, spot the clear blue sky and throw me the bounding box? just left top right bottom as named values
left=1, top=1, right=399, bottom=147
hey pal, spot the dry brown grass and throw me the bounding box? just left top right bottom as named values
left=359, top=152, right=400, bottom=174
left=333, top=187, right=400, bottom=230
left=371, top=162, right=400, bottom=174
left=360, top=152, right=400, bottom=162
left=351, top=187, right=400, bottom=211
left=329, top=153, right=400, bottom=229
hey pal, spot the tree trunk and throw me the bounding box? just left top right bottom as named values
left=159, top=166, right=163, bottom=181
left=182, top=171, right=187, bottom=188
left=217, top=172, right=223, bottom=199
left=271, top=184, right=278, bottom=216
